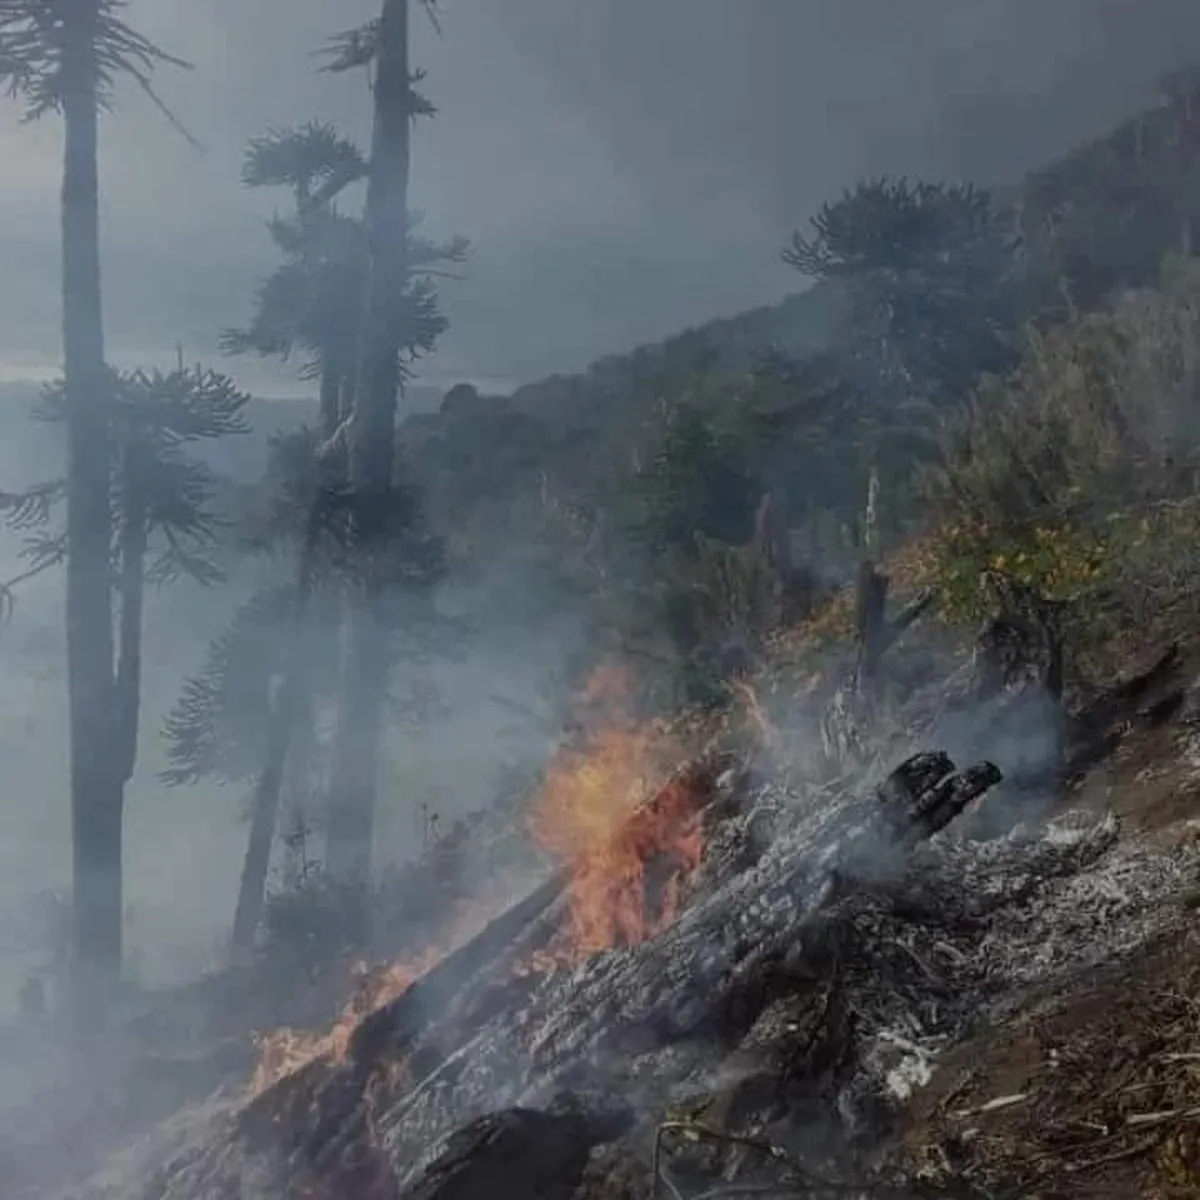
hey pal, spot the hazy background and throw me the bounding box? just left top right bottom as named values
left=2, top=0, right=1200, bottom=390
left=1, top=0, right=1199, bottom=999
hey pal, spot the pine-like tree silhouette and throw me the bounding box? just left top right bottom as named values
left=0, top=0, right=193, bottom=1005
left=784, top=176, right=1020, bottom=405
left=192, top=36, right=463, bottom=945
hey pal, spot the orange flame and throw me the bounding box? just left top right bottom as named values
left=249, top=664, right=707, bottom=1094
left=248, top=903, right=494, bottom=1096
left=527, top=665, right=706, bottom=961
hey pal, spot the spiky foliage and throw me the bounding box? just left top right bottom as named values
left=222, top=122, right=366, bottom=384
left=160, top=543, right=455, bottom=792
left=222, top=210, right=366, bottom=381
left=0, top=0, right=193, bottom=135
left=320, top=0, right=442, bottom=79
left=0, top=481, right=64, bottom=617
left=240, top=426, right=329, bottom=554
left=223, top=121, right=466, bottom=386
left=160, top=586, right=301, bottom=786
left=784, top=176, right=1021, bottom=403
left=242, top=120, right=367, bottom=213
left=24, top=366, right=250, bottom=586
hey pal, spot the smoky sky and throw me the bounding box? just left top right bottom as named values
left=0, top=0, right=1198, bottom=395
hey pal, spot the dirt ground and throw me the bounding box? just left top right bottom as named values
left=897, top=716, right=1200, bottom=1199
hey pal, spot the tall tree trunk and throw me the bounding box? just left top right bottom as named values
left=113, top=446, right=146, bottom=788
left=231, top=339, right=354, bottom=954
left=325, top=0, right=413, bottom=889
left=61, top=1, right=121, bottom=1010
left=229, top=673, right=298, bottom=956
left=230, top=492, right=326, bottom=956
left=317, top=357, right=341, bottom=444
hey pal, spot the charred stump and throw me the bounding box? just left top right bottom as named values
left=819, top=561, right=934, bottom=768
left=876, top=750, right=1002, bottom=845
left=972, top=569, right=1068, bottom=703
left=854, top=559, right=890, bottom=689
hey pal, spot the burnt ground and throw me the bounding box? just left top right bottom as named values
left=897, top=721, right=1200, bottom=1200
left=21, top=626, right=1200, bottom=1200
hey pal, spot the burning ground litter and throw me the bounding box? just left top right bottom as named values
left=35, top=637, right=1200, bottom=1200
left=248, top=663, right=710, bottom=1092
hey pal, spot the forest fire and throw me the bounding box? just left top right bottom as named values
left=248, top=904, right=496, bottom=1096
left=249, top=665, right=706, bottom=1095
left=527, top=665, right=708, bottom=960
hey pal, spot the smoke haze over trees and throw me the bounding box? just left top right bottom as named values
left=1, top=2, right=1200, bottom=1197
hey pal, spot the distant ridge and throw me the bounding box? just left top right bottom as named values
left=0, top=382, right=445, bottom=485
left=459, top=82, right=1193, bottom=434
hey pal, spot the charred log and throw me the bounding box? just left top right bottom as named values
left=350, top=871, right=567, bottom=1070
left=238, top=870, right=568, bottom=1165
left=683, top=752, right=1003, bottom=1050
left=238, top=759, right=739, bottom=1192
left=399, top=1098, right=633, bottom=1200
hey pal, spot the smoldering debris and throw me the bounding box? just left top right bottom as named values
left=27, top=629, right=1200, bottom=1200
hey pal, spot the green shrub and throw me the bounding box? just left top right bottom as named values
left=920, top=260, right=1200, bottom=628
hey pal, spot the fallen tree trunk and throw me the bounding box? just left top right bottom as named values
left=238, top=869, right=567, bottom=1150
left=231, top=747, right=1002, bottom=1200
left=238, top=753, right=741, bottom=1192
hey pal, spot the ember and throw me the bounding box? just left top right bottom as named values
left=528, top=665, right=706, bottom=959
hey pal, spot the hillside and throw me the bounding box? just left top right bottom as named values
left=23, top=557, right=1200, bottom=1200
left=389, top=84, right=1200, bottom=616
left=4, top=73, right=1200, bottom=1200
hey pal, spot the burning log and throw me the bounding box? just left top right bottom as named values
left=97, top=654, right=1016, bottom=1200
left=237, top=871, right=568, bottom=1154
left=236, top=749, right=736, bottom=1196
left=349, top=872, right=567, bottom=1070
left=58, top=724, right=1027, bottom=1200
left=52, top=616, right=1200, bottom=1200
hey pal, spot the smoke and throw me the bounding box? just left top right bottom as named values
left=4, top=1, right=1199, bottom=386
left=0, top=3, right=1194, bottom=1192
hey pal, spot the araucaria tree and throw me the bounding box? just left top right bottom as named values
left=9, top=366, right=249, bottom=963
left=783, top=177, right=1021, bottom=406
left=321, top=0, right=457, bottom=891
left=0, top=0, right=189, bottom=1006
left=199, top=12, right=463, bottom=945
left=223, top=121, right=370, bottom=444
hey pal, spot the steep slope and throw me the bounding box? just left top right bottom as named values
left=393, top=84, right=1200, bottom=587
left=9, top=79, right=1200, bottom=1200
left=33, top=612, right=1200, bottom=1200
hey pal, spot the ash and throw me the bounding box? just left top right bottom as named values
left=55, top=660, right=1200, bottom=1200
